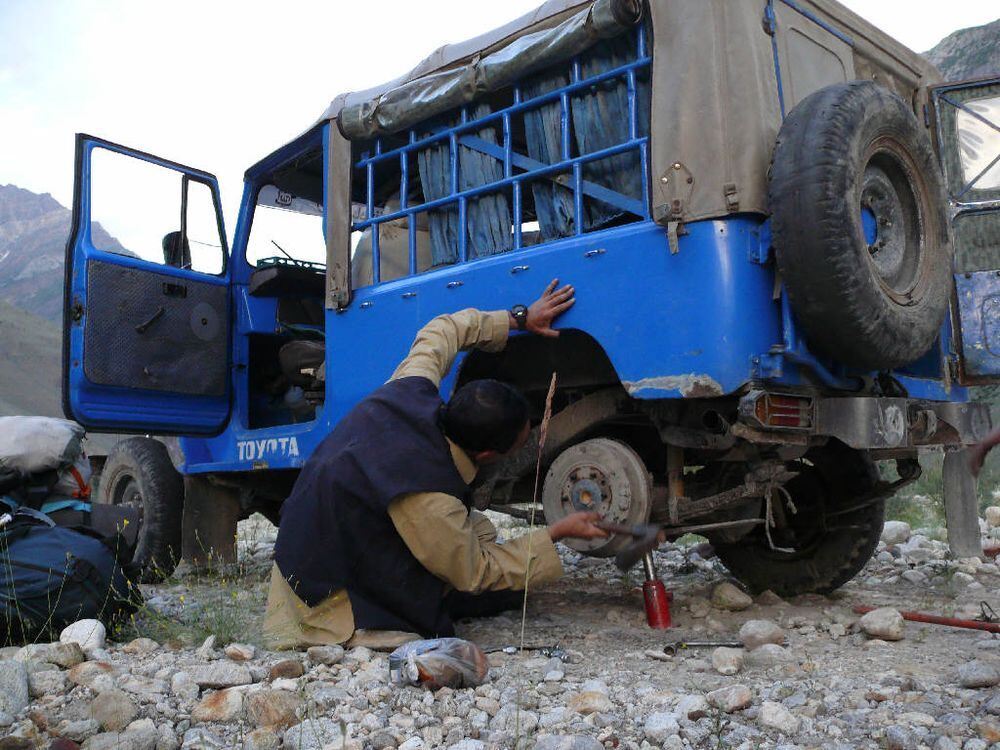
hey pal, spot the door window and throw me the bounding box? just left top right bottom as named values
left=90, top=147, right=226, bottom=275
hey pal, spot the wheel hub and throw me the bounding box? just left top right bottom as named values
left=542, top=438, right=652, bottom=557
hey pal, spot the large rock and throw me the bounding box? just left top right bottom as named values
left=759, top=701, right=800, bottom=734
left=82, top=719, right=158, bottom=750
left=16, top=641, right=85, bottom=668
left=744, top=643, right=793, bottom=668
left=90, top=689, right=138, bottom=732
left=60, top=620, right=107, bottom=656
left=881, top=521, right=912, bottom=545
left=676, top=695, right=709, bottom=721
left=706, top=684, right=752, bottom=713
left=0, top=661, right=29, bottom=715
left=224, top=643, right=255, bottom=662
left=739, top=620, right=785, bottom=650
left=958, top=660, right=1000, bottom=689
left=268, top=659, right=303, bottom=679
left=246, top=689, right=303, bottom=729
left=28, top=668, right=68, bottom=698
left=859, top=608, right=905, bottom=641
left=121, top=638, right=159, bottom=656
left=644, top=712, right=680, bottom=742
left=185, top=663, right=252, bottom=689
left=532, top=737, right=604, bottom=750
left=180, top=727, right=225, bottom=750
left=243, top=729, right=280, bottom=750
left=192, top=689, right=244, bottom=723
left=711, top=582, right=752, bottom=611
left=283, top=718, right=344, bottom=750
left=711, top=647, right=744, bottom=676
left=305, top=645, right=344, bottom=666
left=566, top=691, right=613, bottom=715
left=171, top=671, right=200, bottom=701
left=68, top=661, right=117, bottom=688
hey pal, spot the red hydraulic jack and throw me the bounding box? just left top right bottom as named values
left=642, top=552, right=672, bottom=629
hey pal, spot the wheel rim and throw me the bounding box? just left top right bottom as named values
left=111, top=475, right=143, bottom=510
left=542, top=438, right=651, bottom=557
left=858, top=138, right=928, bottom=304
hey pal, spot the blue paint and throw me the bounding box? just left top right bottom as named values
left=861, top=206, right=878, bottom=245
left=955, top=271, right=1000, bottom=379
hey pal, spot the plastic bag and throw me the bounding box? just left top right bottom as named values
left=0, top=417, right=85, bottom=476
left=388, top=638, right=489, bottom=689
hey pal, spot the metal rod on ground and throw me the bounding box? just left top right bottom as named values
left=852, top=605, right=1000, bottom=634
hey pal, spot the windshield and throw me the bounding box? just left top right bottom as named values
left=246, top=185, right=326, bottom=268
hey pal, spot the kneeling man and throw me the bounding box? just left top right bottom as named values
left=265, top=280, right=605, bottom=649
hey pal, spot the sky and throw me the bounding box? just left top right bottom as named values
left=1, top=0, right=997, bottom=251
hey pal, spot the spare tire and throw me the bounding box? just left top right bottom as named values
left=769, top=81, right=952, bottom=371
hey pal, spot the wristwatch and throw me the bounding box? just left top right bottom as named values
left=510, top=304, right=529, bottom=331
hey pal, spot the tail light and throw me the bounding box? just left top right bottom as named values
left=739, top=390, right=814, bottom=430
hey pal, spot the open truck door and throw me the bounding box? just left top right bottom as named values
left=63, top=135, right=232, bottom=434
left=931, top=78, right=1000, bottom=385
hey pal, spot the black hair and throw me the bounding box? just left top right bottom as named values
left=441, top=379, right=531, bottom=454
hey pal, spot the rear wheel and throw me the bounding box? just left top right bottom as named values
left=712, top=442, right=885, bottom=596
left=542, top=438, right=652, bottom=557
left=97, top=438, right=183, bottom=582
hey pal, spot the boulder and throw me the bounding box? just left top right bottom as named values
left=282, top=718, right=344, bottom=750
left=192, top=689, right=244, bottom=723
left=0, top=661, right=29, bottom=715
left=223, top=643, right=255, bottom=662
left=60, top=620, right=106, bottom=656
left=881, top=521, right=912, bottom=545
left=246, top=689, right=303, bottom=729
left=706, top=684, right=752, bottom=713
left=711, top=582, right=752, bottom=611
left=566, top=691, right=613, bottom=715
left=16, top=641, right=85, bottom=668
left=121, top=638, right=159, bottom=656
left=28, top=668, right=68, bottom=698
left=306, top=645, right=344, bottom=666
left=89, top=689, right=138, bottom=732
left=711, top=647, right=744, bottom=676
left=859, top=608, right=905, bottom=641
left=268, top=659, right=303, bottom=679
left=185, top=663, right=252, bottom=689
left=958, top=660, right=1000, bottom=689
left=644, top=712, right=680, bottom=742
left=739, top=620, right=785, bottom=650
left=759, top=701, right=800, bottom=734
left=68, top=661, right=117, bottom=688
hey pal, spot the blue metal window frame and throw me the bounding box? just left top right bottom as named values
left=351, top=25, right=651, bottom=284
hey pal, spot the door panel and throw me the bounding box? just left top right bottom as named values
left=63, top=135, right=232, bottom=434
left=931, top=78, right=1000, bottom=384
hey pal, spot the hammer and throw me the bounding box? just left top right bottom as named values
left=595, top=520, right=663, bottom=571
left=596, top=518, right=764, bottom=571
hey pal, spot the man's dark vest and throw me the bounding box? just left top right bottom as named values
left=273, top=376, right=470, bottom=637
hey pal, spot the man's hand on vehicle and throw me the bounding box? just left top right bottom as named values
left=548, top=511, right=608, bottom=542
left=511, top=279, right=576, bottom=338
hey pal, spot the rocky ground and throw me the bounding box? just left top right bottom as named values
left=3, top=506, right=1000, bottom=750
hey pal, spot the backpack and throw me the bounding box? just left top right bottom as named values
left=0, top=508, right=142, bottom=646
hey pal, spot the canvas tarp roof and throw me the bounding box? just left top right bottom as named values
left=319, top=0, right=942, bottom=307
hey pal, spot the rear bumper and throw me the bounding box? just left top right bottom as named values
left=737, top=391, right=993, bottom=450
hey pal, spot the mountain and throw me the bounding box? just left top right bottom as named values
left=0, top=300, right=62, bottom=418
left=0, top=185, right=124, bottom=323
left=925, top=18, right=1000, bottom=81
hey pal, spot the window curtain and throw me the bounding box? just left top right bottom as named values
left=523, top=30, right=650, bottom=239
left=572, top=32, right=650, bottom=230
left=417, top=104, right=513, bottom=265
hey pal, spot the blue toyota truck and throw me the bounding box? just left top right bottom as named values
left=63, top=0, right=998, bottom=595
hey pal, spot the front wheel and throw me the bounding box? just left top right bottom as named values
left=97, top=437, right=184, bottom=582
left=712, top=442, right=885, bottom=597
